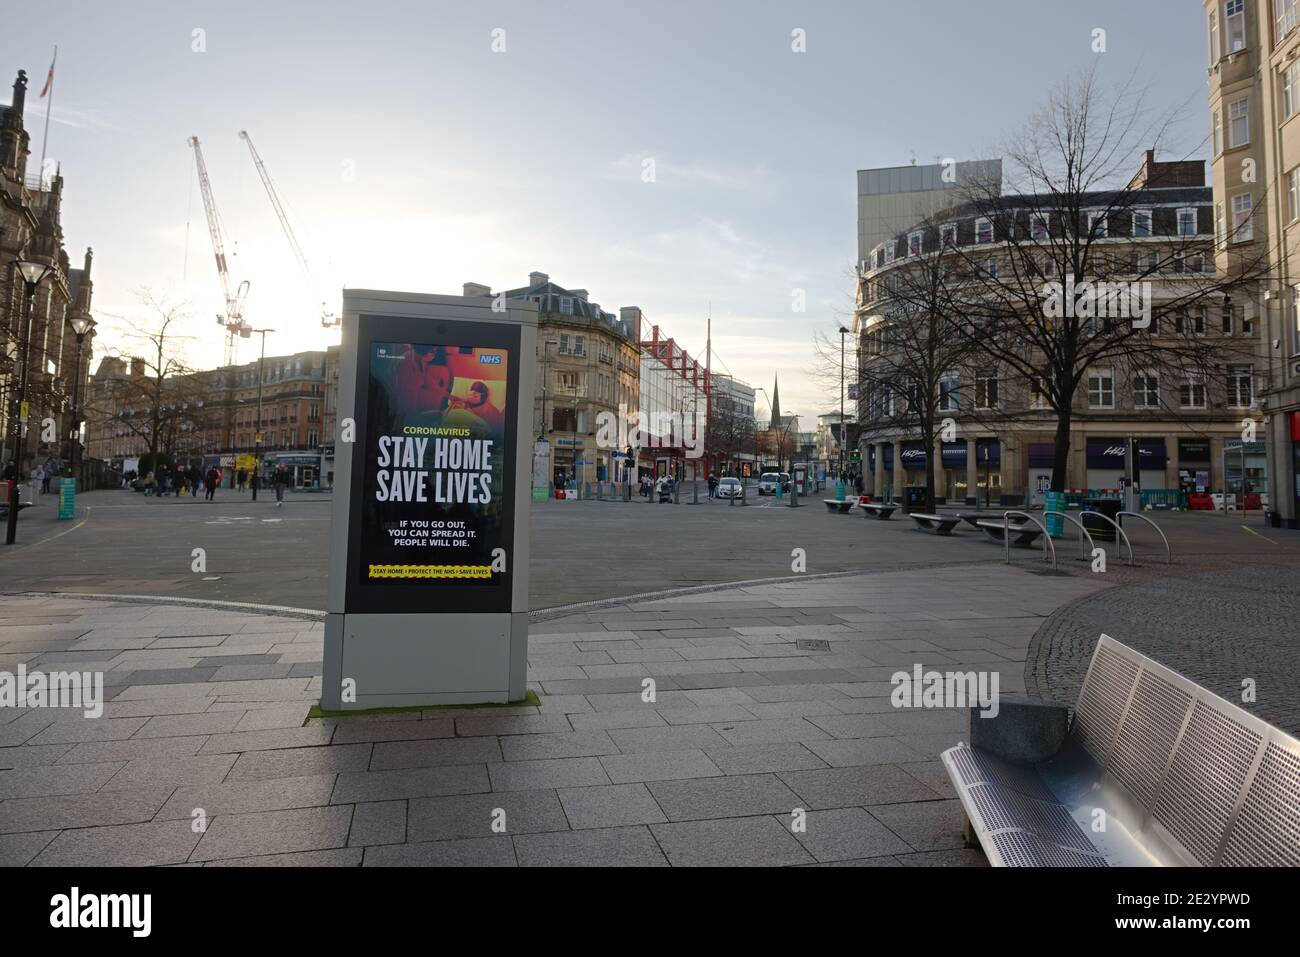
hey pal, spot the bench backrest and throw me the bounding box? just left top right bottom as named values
left=1071, top=634, right=1300, bottom=866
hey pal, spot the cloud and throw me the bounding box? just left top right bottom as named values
left=605, top=152, right=770, bottom=192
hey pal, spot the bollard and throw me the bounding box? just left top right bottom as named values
left=788, top=480, right=800, bottom=508
left=692, top=480, right=699, bottom=504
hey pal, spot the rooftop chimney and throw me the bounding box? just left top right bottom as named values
left=528, top=271, right=549, bottom=287
left=462, top=282, right=491, bottom=298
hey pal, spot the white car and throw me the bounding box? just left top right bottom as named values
left=717, top=477, right=742, bottom=499
left=757, top=472, right=780, bottom=495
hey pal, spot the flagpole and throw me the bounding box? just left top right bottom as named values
left=38, top=46, right=56, bottom=187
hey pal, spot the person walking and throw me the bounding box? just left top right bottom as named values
left=33, top=464, right=44, bottom=495
left=236, top=468, right=247, bottom=492
left=273, top=464, right=289, bottom=506
left=205, top=466, right=219, bottom=501
left=707, top=473, right=718, bottom=499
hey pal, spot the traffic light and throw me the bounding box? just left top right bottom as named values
left=850, top=450, right=861, bottom=461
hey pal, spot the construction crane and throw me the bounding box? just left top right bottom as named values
left=189, top=135, right=251, bottom=365
left=239, top=130, right=338, bottom=328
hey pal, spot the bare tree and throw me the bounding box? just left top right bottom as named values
left=706, top=402, right=756, bottom=474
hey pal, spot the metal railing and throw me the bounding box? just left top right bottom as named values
left=1003, top=510, right=1057, bottom=569
left=1116, top=511, right=1172, bottom=564
left=1079, top=509, right=1135, bottom=566
left=1044, top=509, right=1098, bottom=563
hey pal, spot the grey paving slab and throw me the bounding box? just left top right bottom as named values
left=56, top=735, right=209, bottom=765
left=513, top=825, right=668, bottom=867
left=778, top=764, right=943, bottom=810
left=804, top=713, right=897, bottom=739
left=897, top=760, right=958, bottom=799
left=895, top=848, right=988, bottom=867
left=647, top=772, right=803, bottom=822
left=26, top=716, right=149, bottom=745
left=207, top=848, right=364, bottom=867
left=331, top=764, right=491, bottom=803
left=607, top=724, right=731, bottom=753
left=199, top=725, right=335, bottom=754
left=407, top=788, right=568, bottom=842
left=804, top=737, right=927, bottom=768
left=103, top=753, right=238, bottom=790
left=227, top=743, right=373, bottom=781
left=598, top=749, right=725, bottom=785
left=369, top=736, right=503, bottom=771
left=650, top=816, right=814, bottom=867
left=658, top=705, right=757, bottom=725
left=192, top=805, right=354, bottom=862
left=786, top=807, right=913, bottom=862
left=158, top=774, right=338, bottom=820
left=364, top=836, right=516, bottom=867
left=32, top=819, right=203, bottom=867
left=134, top=710, right=245, bottom=738
left=557, top=783, right=668, bottom=829
left=0, top=761, right=124, bottom=799
left=499, top=730, right=619, bottom=762
left=869, top=799, right=968, bottom=851
left=0, top=830, right=58, bottom=866
left=0, top=785, right=174, bottom=833
left=488, top=756, right=610, bottom=792
left=331, top=717, right=455, bottom=745
left=567, top=709, right=666, bottom=732
left=701, top=742, right=829, bottom=775
left=348, top=800, right=407, bottom=846
left=453, top=713, right=574, bottom=737
left=0, top=743, right=75, bottom=768
left=232, top=703, right=313, bottom=731
left=711, top=717, right=832, bottom=746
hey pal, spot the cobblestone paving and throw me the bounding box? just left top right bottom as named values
left=1029, top=562, right=1300, bottom=735
left=0, top=567, right=1102, bottom=867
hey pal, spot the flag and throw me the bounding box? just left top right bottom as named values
left=39, top=50, right=56, bottom=98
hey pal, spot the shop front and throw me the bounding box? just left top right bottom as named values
left=975, top=438, right=1001, bottom=506
left=1084, top=438, right=1168, bottom=494
left=264, top=452, right=325, bottom=489
left=1027, top=442, right=1056, bottom=506
left=1177, top=439, right=1212, bottom=497
left=899, top=440, right=927, bottom=489
left=1223, top=439, right=1267, bottom=501
left=941, top=441, right=966, bottom=504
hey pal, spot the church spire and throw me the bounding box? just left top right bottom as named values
left=769, top=375, right=781, bottom=429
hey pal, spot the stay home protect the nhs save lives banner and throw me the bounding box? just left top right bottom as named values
left=361, top=341, right=507, bottom=583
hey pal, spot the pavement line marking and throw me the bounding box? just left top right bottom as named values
left=6, top=509, right=91, bottom=549
left=1241, top=525, right=1280, bottom=545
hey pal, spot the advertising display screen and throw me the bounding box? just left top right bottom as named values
left=360, top=340, right=508, bottom=584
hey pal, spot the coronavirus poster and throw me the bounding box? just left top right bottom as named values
left=360, top=341, right=508, bottom=583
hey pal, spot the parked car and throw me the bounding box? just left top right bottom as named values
left=757, top=472, right=780, bottom=495
left=717, top=476, right=742, bottom=499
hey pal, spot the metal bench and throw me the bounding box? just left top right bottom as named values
left=958, top=513, right=984, bottom=529
left=975, top=519, right=1041, bottom=547
left=909, top=512, right=960, bottom=535
left=859, top=502, right=895, bottom=520
left=823, top=499, right=855, bottom=513
left=942, top=634, right=1300, bottom=866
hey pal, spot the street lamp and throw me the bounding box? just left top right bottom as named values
left=250, top=328, right=275, bottom=500
left=838, top=325, right=850, bottom=480
left=6, top=260, right=54, bottom=545
left=67, top=315, right=94, bottom=488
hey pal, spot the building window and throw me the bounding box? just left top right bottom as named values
left=1177, top=207, right=1198, bottom=236
left=940, top=223, right=957, bottom=247
left=975, top=217, right=993, bottom=244
left=1030, top=214, right=1049, bottom=240
left=1227, top=0, right=1246, bottom=51
left=1286, top=62, right=1300, bottom=121
left=1227, top=365, right=1254, bottom=407
left=985, top=257, right=999, bottom=278
left=1292, top=286, right=1300, bottom=353
left=1210, top=9, right=1221, bottom=63
left=1290, top=169, right=1300, bottom=223
left=1215, top=202, right=1226, bottom=246
left=1180, top=374, right=1207, bottom=409
left=1132, top=208, right=1153, bottom=238
left=1029, top=376, right=1049, bottom=410
left=938, top=372, right=960, bottom=411
left=1088, top=369, right=1115, bottom=409
left=574, top=336, right=585, bottom=357
left=908, top=231, right=923, bottom=256
left=1232, top=193, right=1254, bottom=241
left=1278, top=0, right=1299, bottom=40
left=559, top=297, right=573, bottom=315
left=1228, top=96, right=1250, bottom=147
left=975, top=372, right=999, bottom=409
left=1212, top=110, right=1222, bottom=156
left=559, top=334, right=570, bottom=354
left=307, top=429, right=319, bottom=449
left=1088, top=212, right=1107, bottom=238
left=1133, top=372, right=1160, bottom=409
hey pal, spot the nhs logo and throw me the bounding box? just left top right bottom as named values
left=479, top=354, right=502, bottom=365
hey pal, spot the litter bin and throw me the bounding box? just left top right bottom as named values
left=1043, top=490, right=1066, bottom=538
left=1082, top=498, right=1120, bottom=542
left=903, top=486, right=927, bottom=513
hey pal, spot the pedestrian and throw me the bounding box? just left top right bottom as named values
left=273, top=465, right=289, bottom=506
left=33, top=464, right=44, bottom=495
left=237, top=468, right=247, bottom=492
left=205, top=466, right=219, bottom=501
left=707, top=473, right=718, bottom=499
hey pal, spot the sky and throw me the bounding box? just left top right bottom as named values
left=3, top=0, right=1212, bottom=426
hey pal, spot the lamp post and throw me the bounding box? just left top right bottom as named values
left=250, top=328, right=274, bottom=501
left=67, top=315, right=94, bottom=489
left=6, top=260, right=53, bottom=545
left=838, top=326, right=850, bottom=480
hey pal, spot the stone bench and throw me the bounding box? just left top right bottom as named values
left=975, top=520, right=1041, bottom=547
left=823, top=499, right=855, bottom=513
left=909, top=513, right=960, bottom=535
left=859, top=503, right=895, bottom=520
left=942, top=634, right=1300, bottom=866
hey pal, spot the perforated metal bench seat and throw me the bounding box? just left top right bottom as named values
left=942, top=635, right=1300, bottom=867
left=909, top=513, right=960, bottom=535
left=823, top=499, right=854, bottom=513
left=975, top=520, right=1042, bottom=547
left=859, top=503, right=895, bottom=520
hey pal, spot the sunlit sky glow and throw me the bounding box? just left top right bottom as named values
left=4, top=0, right=1207, bottom=423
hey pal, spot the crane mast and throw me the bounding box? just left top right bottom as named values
left=239, top=130, right=338, bottom=328
left=189, top=135, right=251, bottom=365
